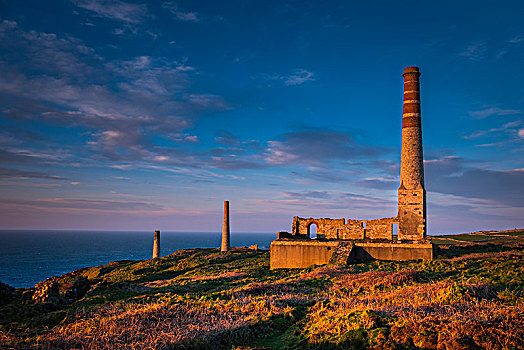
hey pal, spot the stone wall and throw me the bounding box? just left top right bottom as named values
left=270, top=240, right=434, bottom=269
left=270, top=240, right=340, bottom=269
left=291, top=216, right=398, bottom=241
left=365, top=217, right=397, bottom=240
left=351, top=242, right=434, bottom=261
left=398, top=187, right=426, bottom=241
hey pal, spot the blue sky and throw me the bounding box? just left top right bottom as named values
left=0, top=0, right=523, bottom=233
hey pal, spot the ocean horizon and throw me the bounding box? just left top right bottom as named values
left=0, top=230, right=275, bottom=288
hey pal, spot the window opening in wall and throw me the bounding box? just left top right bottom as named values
left=392, top=223, right=398, bottom=240
left=308, top=222, right=317, bottom=239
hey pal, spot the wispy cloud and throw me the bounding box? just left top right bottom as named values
left=425, top=156, right=524, bottom=207
left=265, top=129, right=382, bottom=166
left=162, top=1, right=200, bottom=23
left=0, top=167, right=68, bottom=180
left=284, top=69, right=315, bottom=86
left=0, top=22, right=231, bottom=168
left=260, top=68, right=315, bottom=86
left=71, top=0, right=151, bottom=24
left=463, top=120, right=523, bottom=140
left=508, top=36, right=524, bottom=44
left=459, top=41, right=487, bottom=61
left=468, top=106, right=522, bottom=119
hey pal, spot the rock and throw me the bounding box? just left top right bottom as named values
left=64, top=276, right=91, bottom=301
left=0, top=280, right=16, bottom=306
left=33, top=278, right=61, bottom=304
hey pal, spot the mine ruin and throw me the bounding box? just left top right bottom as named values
left=270, top=67, right=434, bottom=269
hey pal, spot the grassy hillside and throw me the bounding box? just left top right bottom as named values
left=1, top=230, right=523, bottom=349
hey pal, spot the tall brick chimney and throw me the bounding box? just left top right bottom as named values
left=398, top=67, right=426, bottom=241
left=221, top=201, right=230, bottom=252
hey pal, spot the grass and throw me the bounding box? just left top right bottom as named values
left=0, top=232, right=523, bottom=349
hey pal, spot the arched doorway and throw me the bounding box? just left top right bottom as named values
left=307, top=222, right=318, bottom=239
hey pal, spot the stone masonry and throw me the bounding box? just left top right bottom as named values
left=152, top=230, right=160, bottom=259
left=221, top=200, right=231, bottom=252
left=292, top=216, right=398, bottom=241
left=398, top=66, right=426, bottom=241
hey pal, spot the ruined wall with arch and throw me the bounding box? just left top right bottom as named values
left=291, top=216, right=398, bottom=241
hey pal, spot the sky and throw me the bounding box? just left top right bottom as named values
left=0, top=0, right=523, bottom=234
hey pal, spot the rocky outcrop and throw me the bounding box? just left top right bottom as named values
left=32, top=278, right=61, bottom=304
left=0, top=280, right=16, bottom=306
left=64, top=276, right=90, bottom=301
left=33, top=276, right=91, bottom=304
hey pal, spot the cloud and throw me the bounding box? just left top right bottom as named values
left=284, top=69, right=315, bottom=86
left=463, top=120, right=523, bottom=140
left=250, top=190, right=395, bottom=214
left=184, top=94, right=231, bottom=110
left=0, top=167, right=68, bottom=180
left=284, top=191, right=331, bottom=199
left=168, top=133, right=200, bottom=143
left=162, top=1, right=200, bottom=23
left=2, top=197, right=163, bottom=212
left=425, top=157, right=524, bottom=207
left=508, top=36, right=524, bottom=44
left=265, top=129, right=382, bottom=166
left=210, top=156, right=267, bottom=170
left=214, top=131, right=239, bottom=146
left=468, top=107, right=522, bottom=119
left=290, top=169, right=351, bottom=184
left=0, top=23, right=231, bottom=168
left=260, top=69, right=315, bottom=86
left=0, top=148, right=73, bottom=166
left=71, top=0, right=151, bottom=24
left=459, top=41, right=487, bottom=61
left=354, top=177, right=398, bottom=190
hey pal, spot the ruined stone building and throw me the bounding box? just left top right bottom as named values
left=270, top=67, right=434, bottom=269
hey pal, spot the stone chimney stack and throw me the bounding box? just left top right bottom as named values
left=398, top=67, right=426, bottom=241
left=152, top=230, right=160, bottom=258
left=221, top=201, right=230, bottom=252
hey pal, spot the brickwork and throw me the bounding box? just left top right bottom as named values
left=398, top=66, right=426, bottom=241
left=365, top=217, right=397, bottom=240
left=291, top=216, right=397, bottom=241
left=221, top=201, right=230, bottom=252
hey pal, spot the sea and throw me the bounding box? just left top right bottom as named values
left=0, top=230, right=275, bottom=289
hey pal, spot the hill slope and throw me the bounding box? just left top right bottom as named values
left=1, top=231, right=523, bottom=349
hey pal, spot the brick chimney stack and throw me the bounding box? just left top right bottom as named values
left=398, top=67, right=426, bottom=241
left=221, top=201, right=230, bottom=252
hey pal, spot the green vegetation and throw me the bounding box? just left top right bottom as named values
left=1, top=231, right=523, bottom=349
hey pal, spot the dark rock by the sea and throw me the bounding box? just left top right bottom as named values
left=0, top=280, right=16, bottom=306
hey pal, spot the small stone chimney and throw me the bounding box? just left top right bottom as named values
left=221, top=201, right=230, bottom=252
left=152, top=230, right=160, bottom=258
